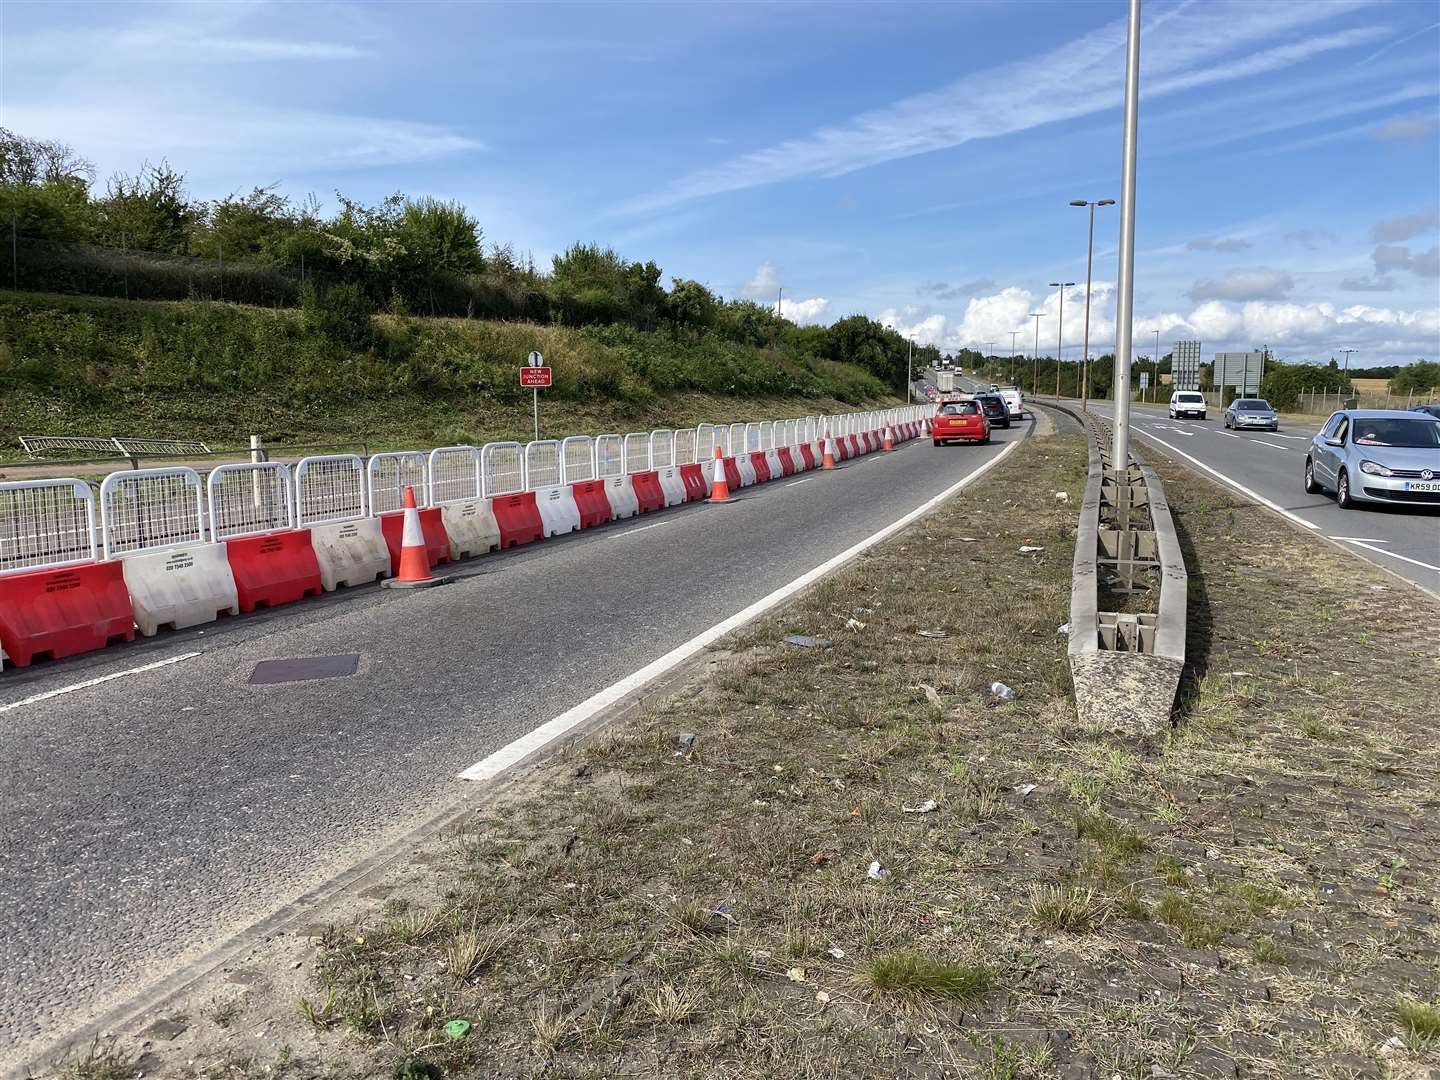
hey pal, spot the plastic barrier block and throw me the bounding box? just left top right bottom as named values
left=678, top=464, right=707, bottom=502
left=749, top=452, right=772, bottom=484
left=440, top=499, right=501, bottom=559
left=604, top=476, right=639, bottom=520
left=122, top=542, right=239, bottom=636
left=379, top=507, right=451, bottom=573
left=764, top=449, right=783, bottom=480
left=491, top=492, right=545, bottom=548
left=535, top=485, right=582, bottom=537
left=309, top=517, right=391, bottom=591
left=570, top=481, right=614, bottom=528
left=223, top=530, right=323, bottom=613
left=849, top=435, right=863, bottom=457
left=0, top=561, right=135, bottom=667
left=799, top=444, right=817, bottom=470
left=630, top=471, right=665, bottom=514
left=722, top=457, right=743, bottom=491
left=776, top=447, right=797, bottom=476
left=657, top=467, right=686, bottom=507
left=735, top=454, right=757, bottom=486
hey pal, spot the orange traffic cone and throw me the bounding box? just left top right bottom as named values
left=708, top=446, right=735, bottom=503
left=882, top=425, right=894, bottom=451
left=381, top=486, right=447, bottom=589
left=821, top=431, right=838, bottom=470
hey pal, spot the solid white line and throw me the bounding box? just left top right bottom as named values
left=0, top=651, right=201, bottom=714
left=784, top=477, right=813, bottom=487
left=1133, top=430, right=1320, bottom=530
left=1340, top=539, right=1440, bottom=573
left=1328, top=536, right=1390, bottom=543
left=458, top=440, right=1021, bottom=782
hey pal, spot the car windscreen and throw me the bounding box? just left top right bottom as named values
left=939, top=402, right=979, bottom=415
left=1176, top=393, right=1204, bottom=403
left=1351, top=419, right=1440, bottom=448
left=1236, top=400, right=1271, bottom=411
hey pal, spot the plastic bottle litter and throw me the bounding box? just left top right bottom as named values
left=867, top=860, right=891, bottom=880
left=988, top=681, right=1016, bottom=702
left=1018, top=545, right=1045, bottom=553
left=827, top=946, right=846, bottom=959
left=903, top=799, right=939, bottom=814
left=785, top=634, right=833, bottom=649
left=916, top=629, right=948, bottom=639
left=1057, top=623, right=1071, bottom=636
left=1015, top=783, right=1037, bottom=798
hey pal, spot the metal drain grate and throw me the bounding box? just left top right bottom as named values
left=249, top=654, right=360, bottom=685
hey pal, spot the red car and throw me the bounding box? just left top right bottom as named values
left=932, top=398, right=991, bottom=445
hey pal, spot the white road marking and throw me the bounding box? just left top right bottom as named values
left=1217, top=431, right=1243, bottom=439
left=1265, top=433, right=1306, bottom=440
left=1329, top=536, right=1390, bottom=543
left=1248, top=440, right=1290, bottom=452
left=1339, top=539, right=1440, bottom=573
left=0, top=651, right=201, bottom=714
left=617, top=521, right=669, bottom=537
left=1133, top=431, right=1320, bottom=531
left=784, top=477, right=813, bottom=487
left=458, top=440, right=1021, bottom=782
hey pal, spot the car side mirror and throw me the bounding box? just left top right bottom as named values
left=1325, top=436, right=1344, bottom=447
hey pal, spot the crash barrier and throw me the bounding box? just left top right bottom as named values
left=1, top=405, right=926, bottom=669
left=1067, top=409, right=1187, bottom=738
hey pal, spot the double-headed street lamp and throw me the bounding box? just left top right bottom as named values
left=1049, top=281, right=1076, bottom=400
left=1069, top=198, right=1114, bottom=412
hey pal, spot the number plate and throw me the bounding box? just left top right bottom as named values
left=1404, top=481, right=1440, bottom=493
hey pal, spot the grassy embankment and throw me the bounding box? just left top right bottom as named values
left=51, top=431, right=1440, bottom=1080
left=0, top=291, right=894, bottom=462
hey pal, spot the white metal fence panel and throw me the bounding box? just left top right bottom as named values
left=294, top=455, right=367, bottom=527
left=100, top=467, right=205, bottom=558
left=561, top=436, right=595, bottom=484
left=481, top=442, right=525, bottom=498
left=696, top=424, right=718, bottom=461
left=623, top=432, right=651, bottom=474
left=674, top=428, right=697, bottom=465
left=368, top=452, right=428, bottom=515
left=525, top=440, right=563, bottom=490
left=743, top=422, right=760, bottom=453
left=595, top=435, right=624, bottom=479
left=208, top=462, right=293, bottom=542
left=729, top=423, right=746, bottom=456
left=650, top=429, right=675, bottom=469
left=0, top=479, right=98, bottom=575
left=428, top=446, right=482, bottom=505
left=757, top=422, right=773, bottom=451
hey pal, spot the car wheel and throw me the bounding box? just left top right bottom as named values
left=1336, top=468, right=1354, bottom=509
left=1200, top=413, right=1207, bottom=420
left=1303, top=457, right=1322, bottom=494
left=980, top=435, right=990, bottom=445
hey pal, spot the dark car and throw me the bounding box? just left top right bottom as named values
left=1411, top=404, right=1440, bottom=419
left=974, top=392, right=1011, bottom=429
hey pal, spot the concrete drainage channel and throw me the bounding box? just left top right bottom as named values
left=1064, top=407, right=1188, bottom=737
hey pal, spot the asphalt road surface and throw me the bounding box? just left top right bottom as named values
left=0, top=422, right=1030, bottom=1067
left=1083, top=400, right=1439, bottom=594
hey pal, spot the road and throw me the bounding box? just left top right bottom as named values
left=0, top=421, right=1030, bottom=1068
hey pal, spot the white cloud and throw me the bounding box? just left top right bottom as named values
left=1373, top=243, right=1440, bottom=277
left=740, top=260, right=782, bottom=300
left=1371, top=208, right=1440, bottom=243
left=624, top=1, right=1382, bottom=212
left=780, top=297, right=831, bottom=324
left=1186, top=237, right=1252, bottom=253
left=1187, top=268, right=1295, bottom=303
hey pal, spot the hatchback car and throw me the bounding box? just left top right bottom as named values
left=973, top=392, right=1011, bottom=428
left=1305, top=409, right=1440, bottom=508
left=1224, top=398, right=1278, bottom=431
left=1169, top=391, right=1207, bottom=420
left=932, top=398, right=990, bottom=445
left=1411, top=403, right=1440, bottom=419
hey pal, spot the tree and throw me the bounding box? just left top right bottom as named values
left=1259, top=362, right=1351, bottom=411
left=394, top=197, right=484, bottom=313
left=0, top=129, right=94, bottom=187
left=1390, top=360, right=1440, bottom=396
left=98, top=161, right=198, bottom=253
left=195, top=186, right=300, bottom=263
left=666, top=278, right=717, bottom=339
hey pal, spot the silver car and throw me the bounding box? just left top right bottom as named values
left=1305, top=409, right=1440, bottom=508
left=1224, top=397, right=1278, bottom=431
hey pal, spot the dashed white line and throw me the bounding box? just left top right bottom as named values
left=0, top=651, right=201, bottom=714
left=1216, top=431, right=1242, bottom=439
left=616, top=521, right=670, bottom=537
left=1329, top=536, right=1390, bottom=543
left=1247, top=440, right=1290, bottom=452
left=784, top=477, right=813, bottom=487
left=1132, top=430, right=1320, bottom=531
left=457, top=440, right=1021, bottom=782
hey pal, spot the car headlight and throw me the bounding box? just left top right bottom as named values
left=1359, top=459, right=1393, bottom=477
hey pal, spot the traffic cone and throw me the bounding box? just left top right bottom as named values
left=381, top=486, right=447, bottom=589
left=708, top=446, right=735, bottom=503
left=883, top=425, right=894, bottom=451
left=821, top=431, right=838, bottom=470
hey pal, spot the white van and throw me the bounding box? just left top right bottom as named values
left=1168, top=390, right=1207, bottom=420
left=998, top=387, right=1024, bottom=421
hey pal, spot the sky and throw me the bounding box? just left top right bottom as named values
left=3, top=0, right=1438, bottom=368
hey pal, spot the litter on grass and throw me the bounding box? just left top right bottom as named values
left=918, top=684, right=943, bottom=707
left=903, top=799, right=939, bottom=815
left=845, top=618, right=866, bottom=631
left=867, top=860, right=891, bottom=880
left=1018, top=545, right=1045, bottom=553
left=988, top=681, right=1016, bottom=702
left=1057, top=623, right=1071, bottom=636
left=785, top=635, right=833, bottom=649
left=916, top=629, right=948, bottom=639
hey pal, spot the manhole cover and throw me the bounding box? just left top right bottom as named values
left=249, top=654, right=360, bottom=685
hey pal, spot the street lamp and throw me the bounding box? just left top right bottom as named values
left=1070, top=198, right=1115, bottom=413
left=1111, top=0, right=1142, bottom=477
left=1029, top=312, right=1045, bottom=396
left=1008, top=330, right=1020, bottom=384
left=1152, top=328, right=1160, bottom=403
left=1050, top=282, right=1076, bottom=401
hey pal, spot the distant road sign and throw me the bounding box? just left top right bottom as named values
left=520, top=366, right=552, bottom=387
left=527, top=351, right=544, bottom=368
left=1139, top=372, right=1150, bottom=389
left=1172, top=340, right=1201, bottom=391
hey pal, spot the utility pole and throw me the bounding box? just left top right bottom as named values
left=1111, top=0, right=1142, bottom=478
left=1008, top=330, right=1020, bottom=385
left=1153, top=329, right=1160, bottom=403
left=1071, top=199, right=1114, bottom=412
left=1050, top=282, right=1075, bottom=400
left=776, top=285, right=783, bottom=318
left=906, top=336, right=913, bottom=400
left=1029, top=313, right=1044, bottom=396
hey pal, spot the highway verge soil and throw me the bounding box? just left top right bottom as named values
left=43, top=433, right=1439, bottom=1080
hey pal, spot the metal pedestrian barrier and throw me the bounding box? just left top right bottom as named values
left=294, top=455, right=368, bottom=526
left=207, top=462, right=294, bottom=541
left=428, top=446, right=483, bottom=505
left=368, top=451, right=428, bottom=515
left=623, top=432, right=651, bottom=474
left=481, top=442, right=525, bottom=498
left=595, top=435, right=624, bottom=479
left=99, top=467, right=206, bottom=558
left=0, top=478, right=98, bottom=575
left=561, top=436, right=596, bottom=484
left=650, top=429, right=675, bottom=468
left=525, top=440, right=563, bottom=490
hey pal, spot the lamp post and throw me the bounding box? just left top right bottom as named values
left=906, top=336, right=913, bottom=400
left=1050, top=282, right=1076, bottom=401
left=1111, top=0, right=1142, bottom=480
left=1008, top=331, right=1020, bottom=384
left=1152, top=329, right=1160, bottom=403
left=1069, top=198, right=1114, bottom=413
left=1029, top=312, right=1044, bottom=397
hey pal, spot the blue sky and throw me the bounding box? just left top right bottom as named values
left=4, top=0, right=1438, bottom=366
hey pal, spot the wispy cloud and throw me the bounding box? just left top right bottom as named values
left=621, top=1, right=1383, bottom=214
left=1355, top=19, right=1440, bottom=66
